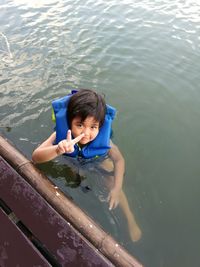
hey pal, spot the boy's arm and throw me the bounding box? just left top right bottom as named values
left=32, top=132, right=59, bottom=163
left=32, top=131, right=84, bottom=163
left=108, top=140, right=125, bottom=210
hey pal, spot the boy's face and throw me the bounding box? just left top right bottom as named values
left=71, top=116, right=100, bottom=145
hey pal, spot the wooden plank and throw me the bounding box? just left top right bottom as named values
left=0, top=208, right=50, bottom=267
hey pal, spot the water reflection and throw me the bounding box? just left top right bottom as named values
left=0, top=32, right=13, bottom=64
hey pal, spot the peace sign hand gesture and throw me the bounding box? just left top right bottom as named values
left=56, top=130, right=84, bottom=155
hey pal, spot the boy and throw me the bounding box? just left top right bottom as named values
left=32, top=89, right=141, bottom=241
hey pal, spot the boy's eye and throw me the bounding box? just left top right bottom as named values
left=76, top=123, right=83, bottom=128
left=91, top=125, right=98, bottom=129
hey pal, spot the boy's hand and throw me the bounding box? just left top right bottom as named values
left=56, top=130, right=84, bottom=155
left=108, top=188, right=121, bottom=210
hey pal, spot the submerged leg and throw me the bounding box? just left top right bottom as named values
left=99, top=158, right=142, bottom=242
left=119, top=189, right=142, bottom=242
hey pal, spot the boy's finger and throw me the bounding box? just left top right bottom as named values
left=113, top=201, right=118, bottom=209
left=72, top=133, right=85, bottom=144
left=66, top=130, right=72, bottom=141
left=109, top=199, right=114, bottom=210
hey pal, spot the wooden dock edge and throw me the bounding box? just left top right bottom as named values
left=0, top=134, right=143, bottom=267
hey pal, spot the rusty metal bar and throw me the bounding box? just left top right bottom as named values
left=0, top=134, right=143, bottom=267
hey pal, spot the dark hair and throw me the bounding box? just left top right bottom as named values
left=67, top=89, right=106, bottom=128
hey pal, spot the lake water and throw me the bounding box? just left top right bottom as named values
left=1, top=0, right=200, bottom=266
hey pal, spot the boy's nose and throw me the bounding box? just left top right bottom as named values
left=82, top=128, right=90, bottom=136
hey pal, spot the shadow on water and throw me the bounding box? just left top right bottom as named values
left=38, top=160, right=84, bottom=190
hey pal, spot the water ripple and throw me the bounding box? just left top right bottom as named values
left=1, top=0, right=199, bottom=126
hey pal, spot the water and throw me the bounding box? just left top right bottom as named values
left=1, top=0, right=200, bottom=266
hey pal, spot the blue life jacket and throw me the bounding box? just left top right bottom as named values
left=52, top=90, right=116, bottom=159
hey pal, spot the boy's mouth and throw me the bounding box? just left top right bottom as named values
left=81, top=137, right=89, bottom=142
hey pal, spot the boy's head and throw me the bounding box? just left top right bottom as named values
left=67, top=89, right=106, bottom=145
left=67, top=89, right=106, bottom=128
